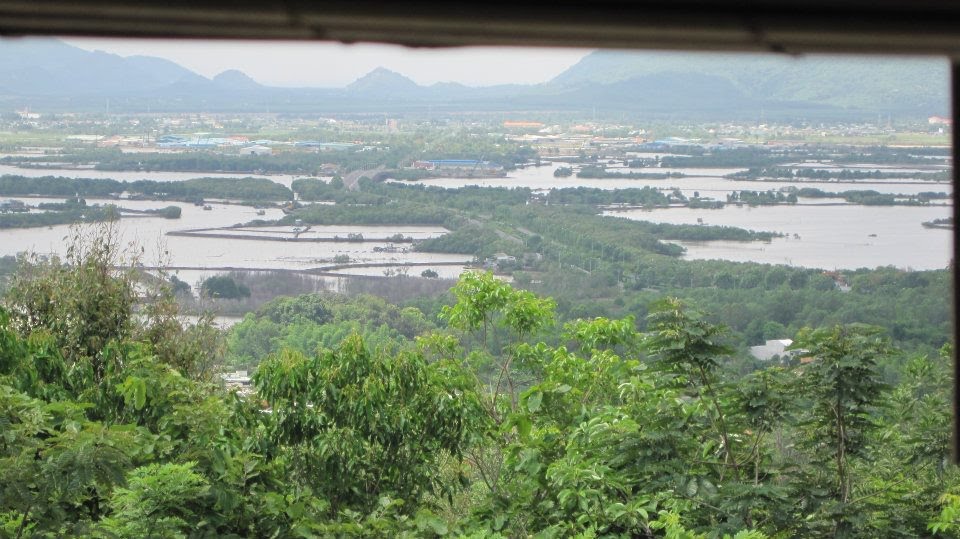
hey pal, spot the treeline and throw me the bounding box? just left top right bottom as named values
left=546, top=186, right=669, bottom=206
left=7, top=134, right=538, bottom=174
left=283, top=201, right=453, bottom=226
left=0, top=255, right=15, bottom=293
left=128, top=177, right=292, bottom=201
left=515, top=205, right=776, bottom=245
left=0, top=175, right=123, bottom=197
left=9, top=146, right=406, bottom=175
left=923, top=217, right=953, bottom=229
left=659, top=146, right=795, bottom=167
left=413, top=225, right=504, bottom=257
left=831, top=145, right=951, bottom=164
left=577, top=165, right=683, bottom=179
left=387, top=169, right=438, bottom=181
left=368, top=182, right=531, bottom=213
left=0, top=175, right=292, bottom=202
left=121, top=205, right=182, bottom=219
left=729, top=188, right=949, bottom=206
left=728, top=190, right=798, bottom=205
left=226, top=292, right=434, bottom=368
left=502, top=205, right=777, bottom=263
left=2, top=252, right=954, bottom=537
left=796, top=187, right=950, bottom=205
left=730, top=166, right=949, bottom=181
left=0, top=204, right=120, bottom=229
left=658, top=145, right=948, bottom=168
left=503, top=250, right=950, bottom=354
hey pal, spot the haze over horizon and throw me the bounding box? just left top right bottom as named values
left=60, top=37, right=592, bottom=88
left=0, top=37, right=944, bottom=118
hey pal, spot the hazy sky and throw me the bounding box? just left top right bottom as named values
left=64, top=38, right=591, bottom=88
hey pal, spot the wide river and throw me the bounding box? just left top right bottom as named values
left=0, top=198, right=471, bottom=287
left=0, top=164, right=313, bottom=188
left=0, top=162, right=953, bottom=272
left=393, top=162, right=950, bottom=197
left=606, top=204, right=952, bottom=270
left=399, top=163, right=953, bottom=270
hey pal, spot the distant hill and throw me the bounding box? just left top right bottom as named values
left=0, top=38, right=947, bottom=119
left=0, top=38, right=204, bottom=96
left=346, top=67, right=421, bottom=98
left=549, top=50, right=948, bottom=116
left=212, top=69, right=263, bottom=90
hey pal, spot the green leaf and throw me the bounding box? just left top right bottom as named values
left=527, top=391, right=544, bottom=413
left=512, top=414, right=532, bottom=438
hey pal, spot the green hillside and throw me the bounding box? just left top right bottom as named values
left=551, top=50, right=948, bottom=114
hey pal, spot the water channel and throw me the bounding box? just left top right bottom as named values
left=0, top=161, right=953, bottom=272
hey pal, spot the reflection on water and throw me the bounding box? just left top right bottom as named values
left=323, top=264, right=468, bottom=279
left=394, top=162, right=950, bottom=197
left=0, top=199, right=470, bottom=272
left=0, top=162, right=952, bottom=273
left=0, top=164, right=314, bottom=188
left=609, top=204, right=953, bottom=270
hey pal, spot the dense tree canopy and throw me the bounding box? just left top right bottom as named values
left=0, top=233, right=955, bottom=537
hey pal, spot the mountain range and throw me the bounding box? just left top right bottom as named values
left=0, top=38, right=948, bottom=119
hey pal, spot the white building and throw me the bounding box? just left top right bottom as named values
left=240, top=145, right=273, bottom=156
left=749, top=338, right=794, bottom=361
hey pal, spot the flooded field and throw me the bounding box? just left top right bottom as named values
left=608, top=203, right=953, bottom=270
left=0, top=160, right=952, bottom=272
left=0, top=197, right=470, bottom=277
left=393, top=162, right=951, bottom=197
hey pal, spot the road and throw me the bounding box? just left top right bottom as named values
left=342, top=166, right=386, bottom=191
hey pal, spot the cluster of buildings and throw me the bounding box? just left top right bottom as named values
left=221, top=370, right=253, bottom=396
left=84, top=133, right=366, bottom=156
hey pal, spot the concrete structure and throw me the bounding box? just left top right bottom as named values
left=503, top=120, right=544, bottom=128
left=240, top=145, right=273, bottom=156
left=749, top=338, right=794, bottom=361
left=221, top=370, right=253, bottom=395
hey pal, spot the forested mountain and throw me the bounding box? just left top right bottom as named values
left=0, top=38, right=198, bottom=95
left=0, top=38, right=948, bottom=118
left=551, top=50, right=948, bottom=115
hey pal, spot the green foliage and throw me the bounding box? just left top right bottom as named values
left=157, top=205, right=182, bottom=219
left=0, top=245, right=954, bottom=538
left=200, top=275, right=251, bottom=299
left=0, top=174, right=292, bottom=202
left=577, top=165, right=684, bottom=179
left=547, top=185, right=669, bottom=206
left=0, top=203, right=121, bottom=229
left=415, top=225, right=502, bottom=256
left=131, top=176, right=293, bottom=202
left=930, top=494, right=960, bottom=536
left=253, top=335, right=487, bottom=514
left=225, top=293, right=434, bottom=368
left=285, top=201, right=452, bottom=226
left=0, top=174, right=123, bottom=197
left=791, top=324, right=891, bottom=535
left=168, top=275, right=191, bottom=296
left=99, top=462, right=211, bottom=538
left=5, top=226, right=138, bottom=376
